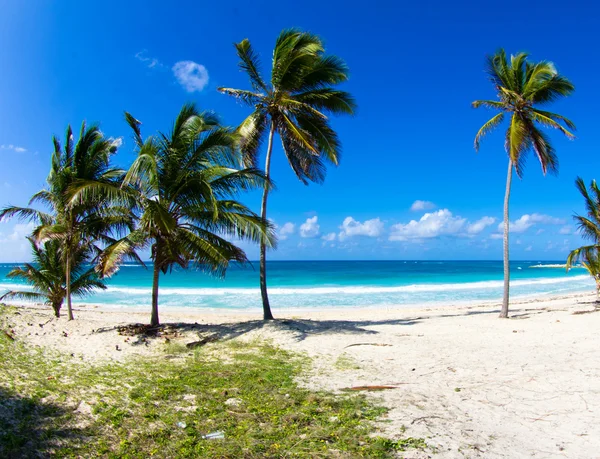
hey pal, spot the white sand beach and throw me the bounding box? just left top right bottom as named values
left=4, top=291, right=600, bottom=458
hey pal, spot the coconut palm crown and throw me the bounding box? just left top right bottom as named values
left=0, top=123, right=130, bottom=320
left=218, top=29, right=356, bottom=320
left=472, top=49, right=575, bottom=318
left=0, top=238, right=106, bottom=317
left=94, top=104, right=276, bottom=327
left=567, top=177, right=600, bottom=287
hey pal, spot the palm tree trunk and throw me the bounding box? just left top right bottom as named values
left=500, top=159, right=513, bottom=318
left=66, top=252, right=74, bottom=320
left=151, top=257, right=160, bottom=327
left=53, top=301, right=61, bottom=318
left=259, top=122, right=276, bottom=321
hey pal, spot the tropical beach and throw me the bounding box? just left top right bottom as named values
left=2, top=0, right=600, bottom=457
left=3, top=291, right=600, bottom=458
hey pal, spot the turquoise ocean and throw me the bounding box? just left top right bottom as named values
left=0, top=260, right=593, bottom=311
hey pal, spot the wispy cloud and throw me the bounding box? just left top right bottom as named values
left=410, top=200, right=436, bottom=212
left=135, top=50, right=164, bottom=69
left=497, top=213, right=566, bottom=233
left=1, top=144, right=27, bottom=153
left=559, top=225, right=573, bottom=235
left=321, top=232, right=336, bottom=242
left=279, top=222, right=295, bottom=240
left=466, top=216, right=496, bottom=235
left=172, top=61, right=209, bottom=92
left=0, top=222, right=34, bottom=243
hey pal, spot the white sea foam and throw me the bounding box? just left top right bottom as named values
left=530, top=264, right=582, bottom=268
left=97, top=275, right=592, bottom=297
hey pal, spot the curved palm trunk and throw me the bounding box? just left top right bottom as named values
left=151, top=257, right=161, bottom=327
left=259, top=122, right=276, bottom=321
left=66, top=252, right=74, bottom=320
left=500, top=159, right=513, bottom=318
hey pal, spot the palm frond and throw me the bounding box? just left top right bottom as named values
left=234, top=38, right=267, bottom=91
left=474, top=113, right=505, bottom=151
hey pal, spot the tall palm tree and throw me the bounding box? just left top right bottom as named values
left=0, top=123, right=130, bottom=320
left=566, top=177, right=600, bottom=301
left=0, top=238, right=106, bottom=317
left=94, top=104, right=276, bottom=327
left=218, top=29, right=356, bottom=320
left=472, top=49, right=575, bottom=318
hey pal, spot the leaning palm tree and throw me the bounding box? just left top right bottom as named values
left=473, top=49, right=575, bottom=318
left=0, top=123, right=130, bottom=320
left=94, top=104, right=276, bottom=327
left=0, top=238, right=106, bottom=317
left=567, top=177, right=600, bottom=302
left=218, top=29, right=356, bottom=319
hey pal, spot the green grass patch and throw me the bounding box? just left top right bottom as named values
left=0, top=311, right=428, bottom=458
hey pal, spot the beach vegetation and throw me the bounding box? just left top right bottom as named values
left=0, top=238, right=105, bottom=317
left=218, top=29, right=356, bottom=320
left=566, top=177, right=600, bottom=300
left=472, top=49, right=575, bottom=318
left=0, top=123, right=132, bottom=320
left=0, top=313, right=425, bottom=458
left=91, top=104, right=276, bottom=326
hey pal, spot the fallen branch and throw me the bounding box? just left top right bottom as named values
left=340, top=385, right=400, bottom=391
left=344, top=343, right=393, bottom=349
left=3, top=330, right=15, bottom=341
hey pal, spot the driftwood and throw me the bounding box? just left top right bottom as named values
left=344, top=343, right=393, bottom=349
left=186, top=335, right=219, bottom=349
left=341, top=385, right=401, bottom=391
left=3, top=330, right=15, bottom=341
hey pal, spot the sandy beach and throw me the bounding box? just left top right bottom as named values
left=2, top=291, right=599, bottom=458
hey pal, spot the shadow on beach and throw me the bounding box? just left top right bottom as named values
left=88, top=304, right=554, bottom=343
left=0, top=388, right=87, bottom=458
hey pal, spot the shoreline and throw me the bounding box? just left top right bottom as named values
left=4, top=286, right=595, bottom=318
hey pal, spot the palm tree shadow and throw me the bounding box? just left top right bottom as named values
left=0, top=388, right=87, bottom=458
left=169, top=317, right=421, bottom=343
left=94, top=317, right=420, bottom=344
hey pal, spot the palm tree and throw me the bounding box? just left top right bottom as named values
left=95, top=104, right=276, bottom=327
left=566, top=177, right=600, bottom=302
left=0, top=238, right=106, bottom=317
left=0, top=123, right=130, bottom=320
left=218, top=29, right=356, bottom=320
left=472, top=49, right=575, bottom=318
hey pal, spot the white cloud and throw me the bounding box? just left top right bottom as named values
left=299, top=216, right=320, bottom=238
left=279, top=222, right=295, bottom=240
left=0, top=222, right=34, bottom=261
left=107, top=137, right=123, bottom=150
left=410, top=200, right=436, bottom=212
left=321, top=232, right=336, bottom=242
left=498, top=213, right=566, bottom=233
left=135, top=50, right=163, bottom=69
left=559, top=225, right=572, bottom=235
left=338, top=217, right=384, bottom=241
left=525, top=245, right=533, bottom=252
left=389, top=209, right=467, bottom=241
left=489, top=233, right=503, bottom=240
left=466, top=216, right=496, bottom=235
left=172, top=61, right=209, bottom=92
left=1, top=144, right=26, bottom=153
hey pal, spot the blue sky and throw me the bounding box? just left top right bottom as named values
left=0, top=0, right=599, bottom=261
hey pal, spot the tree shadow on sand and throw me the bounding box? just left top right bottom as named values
left=92, top=303, right=573, bottom=344
left=0, top=387, right=88, bottom=458
left=94, top=317, right=421, bottom=343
